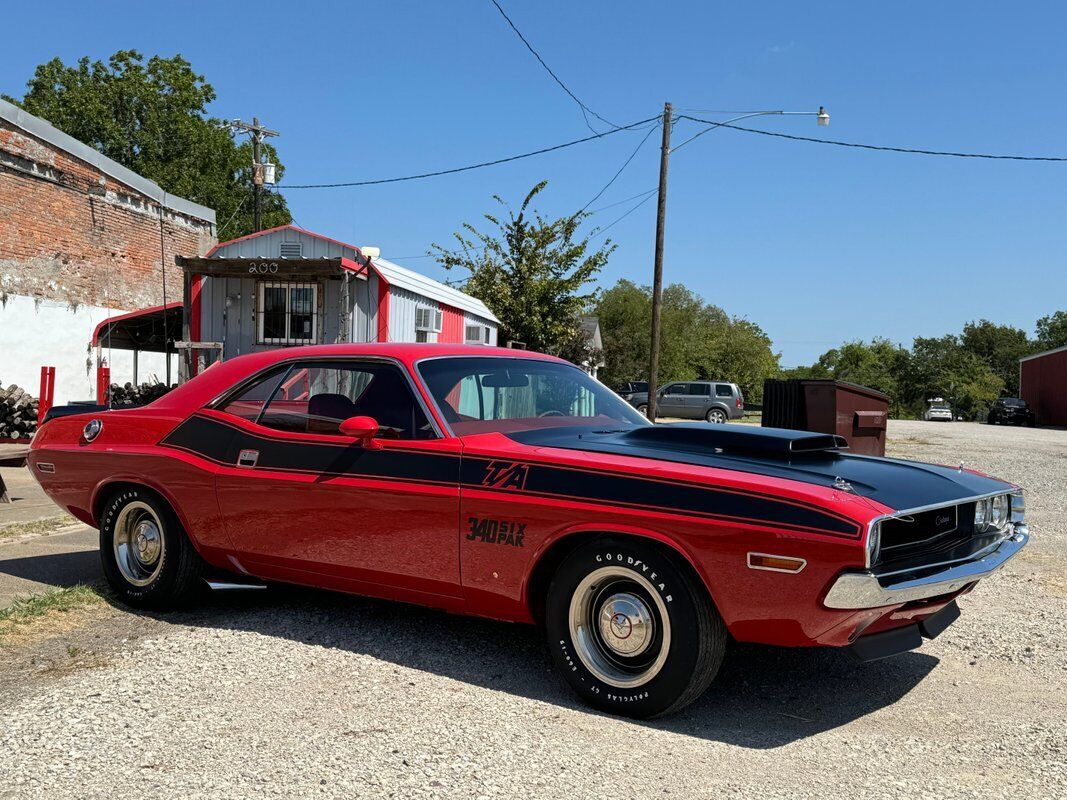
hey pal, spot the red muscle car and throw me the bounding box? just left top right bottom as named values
left=29, top=344, right=1028, bottom=718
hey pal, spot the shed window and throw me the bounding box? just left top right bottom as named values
left=257, top=282, right=318, bottom=345
left=465, top=324, right=492, bottom=344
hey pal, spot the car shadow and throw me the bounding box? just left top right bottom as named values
left=150, top=584, right=938, bottom=749
left=0, top=549, right=100, bottom=593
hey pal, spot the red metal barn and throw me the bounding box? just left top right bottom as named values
left=1019, top=345, right=1067, bottom=426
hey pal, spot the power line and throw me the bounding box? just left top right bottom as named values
left=677, top=114, right=1067, bottom=162
left=273, top=115, right=659, bottom=190
left=488, top=0, right=618, bottom=133
left=580, top=123, right=659, bottom=212
left=591, top=190, right=658, bottom=240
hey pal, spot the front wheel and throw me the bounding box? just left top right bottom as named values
left=99, top=487, right=205, bottom=609
left=544, top=536, right=726, bottom=718
left=706, top=408, right=728, bottom=424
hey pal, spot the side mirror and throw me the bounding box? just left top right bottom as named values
left=338, top=415, right=380, bottom=447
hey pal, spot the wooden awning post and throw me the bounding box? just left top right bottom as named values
left=179, top=269, right=192, bottom=383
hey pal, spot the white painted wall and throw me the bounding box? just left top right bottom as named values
left=0, top=294, right=174, bottom=404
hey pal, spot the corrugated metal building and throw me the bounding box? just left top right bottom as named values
left=1019, top=344, right=1067, bottom=426
left=176, top=225, right=498, bottom=371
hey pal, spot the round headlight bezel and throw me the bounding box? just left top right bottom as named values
left=975, top=493, right=1012, bottom=534
left=989, top=494, right=1009, bottom=530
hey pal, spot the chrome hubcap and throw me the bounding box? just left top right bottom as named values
left=569, top=566, right=671, bottom=688
left=113, top=502, right=164, bottom=586
left=598, top=593, right=654, bottom=656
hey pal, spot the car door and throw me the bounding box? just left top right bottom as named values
left=658, top=383, right=688, bottom=417
left=211, top=358, right=462, bottom=601
left=685, top=383, right=711, bottom=418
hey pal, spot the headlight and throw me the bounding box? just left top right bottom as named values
left=975, top=493, right=1014, bottom=534
left=990, top=494, right=1009, bottom=529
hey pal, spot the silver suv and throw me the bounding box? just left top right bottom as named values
left=628, top=381, right=745, bottom=423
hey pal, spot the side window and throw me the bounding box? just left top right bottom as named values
left=218, top=366, right=291, bottom=421
left=715, top=384, right=733, bottom=397
left=664, top=383, right=684, bottom=395
left=256, top=361, right=433, bottom=440
left=690, top=383, right=711, bottom=396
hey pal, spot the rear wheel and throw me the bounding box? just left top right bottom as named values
left=544, top=536, right=726, bottom=718
left=99, top=487, right=204, bottom=609
left=706, top=408, right=727, bottom=424
left=637, top=403, right=651, bottom=419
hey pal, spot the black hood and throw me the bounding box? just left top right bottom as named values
left=506, top=423, right=1012, bottom=512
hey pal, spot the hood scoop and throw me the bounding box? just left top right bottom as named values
left=619, top=424, right=848, bottom=457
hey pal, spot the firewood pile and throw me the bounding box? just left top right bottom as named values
left=0, top=383, right=39, bottom=440
left=108, top=381, right=175, bottom=407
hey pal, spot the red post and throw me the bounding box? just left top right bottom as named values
left=37, top=366, right=56, bottom=424
left=96, top=365, right=111, bottom=406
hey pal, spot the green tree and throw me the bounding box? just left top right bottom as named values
left=594, top=280, right=779, bottom=400
left=432, top=181, right=612, bottom=355
left=8, top=50, right=289, bottom=238
left=805, top=338, right=910, bottom=415
left=959, top=319, right=1031, bottom=394
left=1035, top=310, right=1067, bottom=351
left=905, top=335, right=1003, bottom=418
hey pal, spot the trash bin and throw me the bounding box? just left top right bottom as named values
left=762, top=379, right=889, bottom=456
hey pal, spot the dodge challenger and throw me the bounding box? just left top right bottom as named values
left=29, top=344, right=1028, bottom=718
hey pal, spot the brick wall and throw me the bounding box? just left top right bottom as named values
left=0, top=118, right=216, bottom=311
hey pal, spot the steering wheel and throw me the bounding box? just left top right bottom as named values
left=538, top=410, right=566, bottom=418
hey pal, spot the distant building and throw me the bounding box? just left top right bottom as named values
left=0, top=97, right=216, bottom=402
left=175, top=225, right=498, bottom=374
left=1019, top=345, right=1067, bottom=426
left=579, top=316, right=605, bottom=378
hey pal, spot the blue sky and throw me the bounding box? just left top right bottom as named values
left=4, top=1, right=1065, bottom=365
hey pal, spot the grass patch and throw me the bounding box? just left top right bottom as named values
left=0, top=584, right=105, bottom=637
left=0, top=515, right=79, bottom=540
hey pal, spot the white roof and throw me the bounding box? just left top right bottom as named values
left=373, top=257, right=499, bottom=324
left=0, top=97, right=215, bottom=224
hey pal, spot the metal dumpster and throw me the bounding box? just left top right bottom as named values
left=762, top=379, right=889, bottom=456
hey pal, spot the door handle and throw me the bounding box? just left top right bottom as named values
left=237, top=449, right=259, bottom=469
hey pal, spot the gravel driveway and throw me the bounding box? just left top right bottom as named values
left=0, top=420, right=1064, bottom=799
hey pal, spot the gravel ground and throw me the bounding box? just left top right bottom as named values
left=0, top=420, right=1064, bottom=799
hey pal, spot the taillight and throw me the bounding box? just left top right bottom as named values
left=736, top=396, right=743, bottom=409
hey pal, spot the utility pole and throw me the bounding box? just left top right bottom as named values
left=647, top=102, right=672, bottom=421
left=228, top=117, right=279, bottom=232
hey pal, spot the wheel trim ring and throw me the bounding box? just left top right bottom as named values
left=113, top=501, right=165, bottom=587
left=568, top=566, right=671, bottom=689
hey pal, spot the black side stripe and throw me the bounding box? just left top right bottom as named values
left=161, top=414, right=861, bottom=538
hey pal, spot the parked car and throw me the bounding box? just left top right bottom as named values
left=30, top=344, right=1028, bottom=719
left=987, top=397, right=1036, bottom=427
left=923, top=398, right=954, bottom=422
left=616, top=381, right=648, bottom=403
left=628, top=380, right=744, bottom=423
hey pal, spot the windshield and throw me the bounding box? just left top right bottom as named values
left=1000, top=398, right=1026, bottom=407
left=418, top=357, right=651, bottom=436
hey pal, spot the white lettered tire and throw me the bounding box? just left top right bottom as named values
left=545, top=536, right=726, bottom=718
left=99, top=487, right=204, bottom=609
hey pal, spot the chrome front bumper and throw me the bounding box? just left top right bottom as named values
left=823, top=526, right=1029, bottom=610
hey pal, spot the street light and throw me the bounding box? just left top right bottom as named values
left=645, top=105, right=830, bottom=421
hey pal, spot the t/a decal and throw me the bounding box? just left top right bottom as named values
left=481, top=461, right=530, bottom=491
left=466, top=517, right=526, bottom=547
